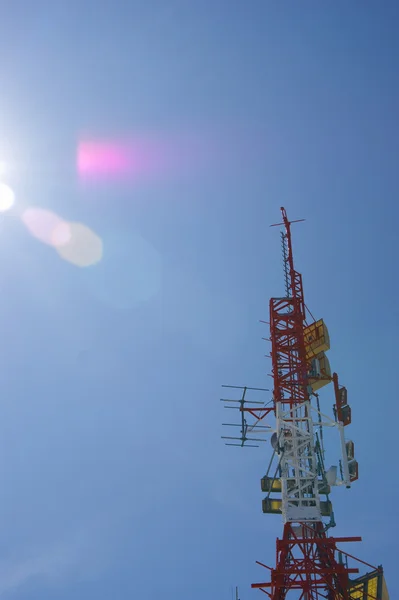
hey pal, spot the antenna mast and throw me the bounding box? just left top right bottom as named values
left=222, top=207, right=388, bottom=599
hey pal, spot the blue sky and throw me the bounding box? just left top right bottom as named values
left=0, top=1, right=397, bottom=598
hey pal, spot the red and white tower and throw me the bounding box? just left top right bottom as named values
left=222, top=208, right=389, bottom=599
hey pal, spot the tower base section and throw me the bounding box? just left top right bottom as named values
left=252, top=522, right=363, bottom=599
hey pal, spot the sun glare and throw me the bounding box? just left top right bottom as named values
left=0, top=182, right=15, bottom=212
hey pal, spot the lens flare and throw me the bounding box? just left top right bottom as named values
left=56, top=222, right=103, bottom=267
left=22, top=208, right=71, bottom=247
left=0, top=183, right=15, bottom=212
left=77, top=138, right=169, bottom=182
left=22, top=207, right=102, bottom=267
left=76, top=129, right=258, bottom=185
left=77, top=142, right=132, bottom=179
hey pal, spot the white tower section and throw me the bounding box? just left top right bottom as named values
left=276, top=398, right=321, bottom=522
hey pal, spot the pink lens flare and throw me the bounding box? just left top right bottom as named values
left=76, top=134, right=212, bottom=183
left=77, top=139, right=168, bottom=181
left=77, top=142, right=132, bottom=178
left=76, top=128, right=266, bottom=184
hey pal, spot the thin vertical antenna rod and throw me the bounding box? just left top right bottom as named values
left=280, top=207, right=306, bottom=318
left=281, top=231, right=290, bottom=298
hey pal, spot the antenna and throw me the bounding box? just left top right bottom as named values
left=221, top=385, right=272, bottom=447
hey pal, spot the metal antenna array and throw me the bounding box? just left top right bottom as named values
left=221, top=385, right=271, bottom=447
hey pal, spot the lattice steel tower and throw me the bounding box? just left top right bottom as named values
left=221, top=208, right=389, bottom=599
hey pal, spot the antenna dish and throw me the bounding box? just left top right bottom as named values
left=326, top=465, right=338, bottom=486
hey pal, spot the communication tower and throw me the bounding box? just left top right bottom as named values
left=221, top=208, right=389, bottom=599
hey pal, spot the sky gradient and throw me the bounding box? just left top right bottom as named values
left=0, top=1, right=398, bottom=598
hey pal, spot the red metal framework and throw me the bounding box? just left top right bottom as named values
left=270, top=295, right=308, bottom=408
left=252, top=523, right=362, bottom=599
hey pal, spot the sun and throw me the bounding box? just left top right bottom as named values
left=0, top=182, right=15, bottom=212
